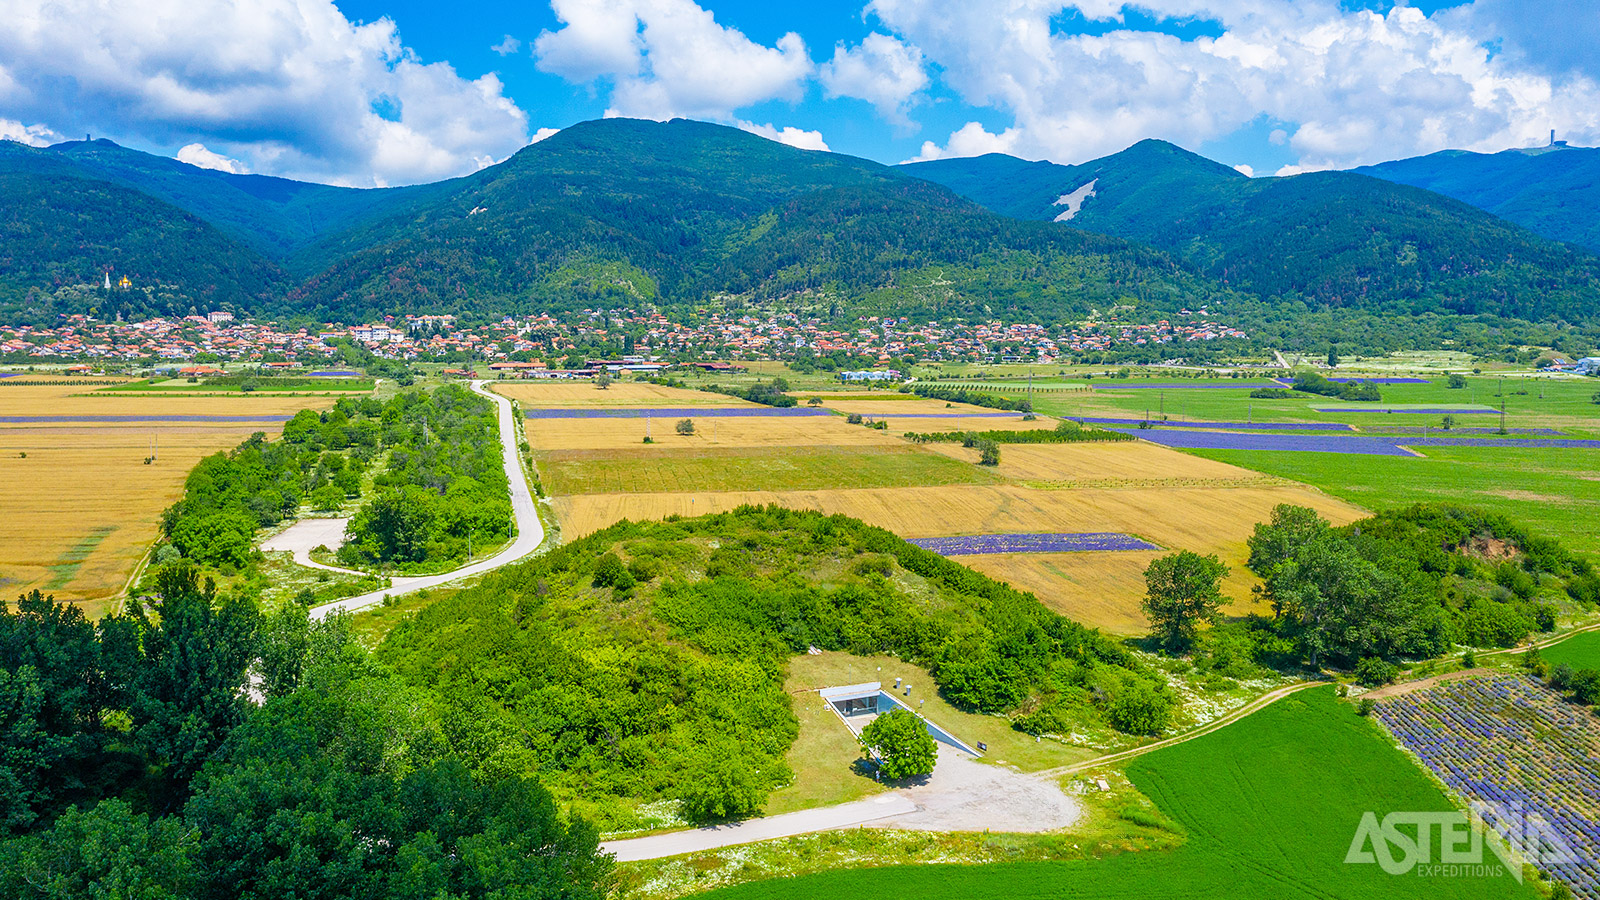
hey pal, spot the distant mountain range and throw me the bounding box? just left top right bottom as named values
left=0, top=119, right=1597, bottom=326
left=1355, top=144, right=1600, bottom=255
left=904, top=140, right=1600, bottom=322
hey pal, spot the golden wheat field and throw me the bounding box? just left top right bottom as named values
left=819, top=396, right=1027, bottom=417
left=0, top=385, right=337, bottom=614
left=491, top=380, right=756, bottom=407
left=523, top=412, right=900, bottom=451
left=921, top=441, right=1276, bottom=485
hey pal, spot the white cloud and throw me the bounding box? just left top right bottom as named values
left=530, top=127, right=561, bottom=143
left=867, top=0, right=1600, bottom=170
left=819, top=32, right=928, bottom=128
left=0, top=117, right=59, bottom=146
left=0, top=0, right=532, bottom=185
left=176, top=142, right=249, bottom=174
left=1232, top=163, right=1254, bottom=177
left=905, top=121, right=1020, bottom=163
left=491, top=35, right=523, bottom=56
left=736, top=120, right=830, bottom=152
left=535, top=0, right=811, bottom=120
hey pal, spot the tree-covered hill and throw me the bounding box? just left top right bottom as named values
left=284, top=118, right=1225, bottom=321
left=377, top=505, right=1174, bottom=830
left=0, top=167, right=291, bottom=322
left=904, top=140, right=1600, bottom=322
left=1355, top=144, right=1600, bottom=255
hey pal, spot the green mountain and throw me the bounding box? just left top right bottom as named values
left=904, top=140, right=1600, bottom=321
left=0, top=160, right=290, bottom=321
left=1355, top=145, right=1600, bottom=254
left=285, top=119, right=1228, bottom=321
left=0, top=139, right=428, bottom=260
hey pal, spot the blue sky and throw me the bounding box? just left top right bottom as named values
left=1, top=0, right=1597, bottom=185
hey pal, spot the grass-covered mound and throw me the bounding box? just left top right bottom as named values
left=376, top=505, right=1169, bottom=830
left=701, top=688, right=1537, bottom=900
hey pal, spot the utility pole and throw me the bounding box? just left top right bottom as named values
left=1500, top=398, right=1508, bottom=435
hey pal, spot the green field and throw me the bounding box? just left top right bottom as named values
left=1541, top=630, right=1600, bottom=669
left=1017, top=375, right=1600, bottom=436
left=704, top=688, right=1536, bottom=900
left=1187, top=445, right=1600, bottom=557
left=538, top=445, right=1001, bottom=494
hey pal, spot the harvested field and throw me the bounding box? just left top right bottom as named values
left=492, top=381, right=755, bottom=407
left=551, top=482, right=1364, bottom=632
left=525, top=414, right=901, bottom=451
left=0, top=385, right=338, bottom=612
left=924, top=441, right=1266, bottom=484
left=820, top=397, right=1027, bottom=418
left=538, top=445, right=1000, bottom=495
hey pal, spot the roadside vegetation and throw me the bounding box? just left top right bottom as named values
left=0, top=574, right=612, bottom=899
left=156, top=384, right=508, bottom=583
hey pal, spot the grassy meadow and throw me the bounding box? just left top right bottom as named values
left=697, top=688, right=1538, bottom=900
left=0, top=381, right=340, bottom=612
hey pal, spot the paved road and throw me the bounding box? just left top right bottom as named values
left=260, top=517, right=365, bottom=576
left=602, top=793, right=918, bottom=862
left=311, top=381, right=544, bottom=619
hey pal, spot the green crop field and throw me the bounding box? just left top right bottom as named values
left=703, top=688, right=1536, bottom=900
left=537, top=445, right=1002, bottom=495
left=1541, top=630, right=1600, bottom=669
left=1187, top=445, right=1600, bottom=557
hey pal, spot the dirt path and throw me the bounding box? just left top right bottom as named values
left=310, top=381, right=545, bottom=619
left=1035, top=680, right=1325, bottom=779
left=1361, top=668, right=1496, bottom=700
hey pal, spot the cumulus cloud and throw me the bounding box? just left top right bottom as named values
left=535, top=0, right=811, bottom=120
left=905, top=121, right=1020, bottom=163
left=0, top=0, right=532, bottom=185
left=176, top=143, right=249, bottom=174
left=491, top=35, right=523, bottom=56
left=1232, top=163, right=1254, bottom=177
left=530, top=127, right=561, bottom=143
left=0, top=117, right=60, bottom=147
left=736, top=120, right=830, bottom=152
left=869, top=0, right=1600, bottom=169
left=819, top=32, right=928, bottom=128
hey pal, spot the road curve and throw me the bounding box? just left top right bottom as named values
left=310, top=381, right=544, bottom=619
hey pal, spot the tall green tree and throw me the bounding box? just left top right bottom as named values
left=1141, top=551, right=1230, bottom=653
left=109, top=564, right=259, bottom=803
left=859, top=707, right=936, bottom=781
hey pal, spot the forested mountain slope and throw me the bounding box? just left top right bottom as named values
left=905, top=140, right=1600, bottom=322
left=0, top=139, right=427, bottom=260
left=1356, top=145, right=1600, bottom=254
left=284, top=118, right=1230, bottom=321
left=0, top=166, right=290, bottom=321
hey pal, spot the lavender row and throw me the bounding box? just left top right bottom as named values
left=1326, top=377, right=1431, bottom=384
left=1366, top=426, right=1565, bottom=436
left=1115, top=429, right=1418, bottom=456
left=1310, top=407, right=1498, bottom=414
left=0, top=414, right=295, bottom=423
left=1376, top=675, right=1600, bottom=899
left=1069, top=416, right=1354, bottom=432
left=521, top=407, right=833, bottom=419
left=1121, top=428, right=1600, bottom=454
left=304, top=370, right=365, bottom=377
left=911, top=532, right=1160, bottom=555
left=1089, top=382, right=1285, bottom=390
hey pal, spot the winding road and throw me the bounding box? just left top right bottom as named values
left=309, top=380, right=545, bottom=619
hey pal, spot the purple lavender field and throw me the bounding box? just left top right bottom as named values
left=1090, top=382, right=1283, bottom=389
left=1377, top=675, right=1600, bottom=899
left=0, top=414, right=294, bottom=423
left=1310, top=407, right=1498, bottom=414
left=522, top=407, right=833, bottom=419
left=1071, top=416, right=1355, bottom=431
left=1326, top=377, right=1431, bottom=384
left=304, top=370, right=364, bottom=377
left=910, top=532, right=1160, bottom=555
left=1116, top=429, right=1418, bottom=455
left=1121, top=428, right=1600, bottom=454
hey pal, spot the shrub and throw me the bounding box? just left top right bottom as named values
left=1570, top=668, right=1600, bottom=705
left=1447, top=374, right=1468, bottom=389
left=1353, top=657, right=1399, bottom=687
left=592, top=552, right=634, bottom=590
left=675, top=418, right=695, bottom=435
